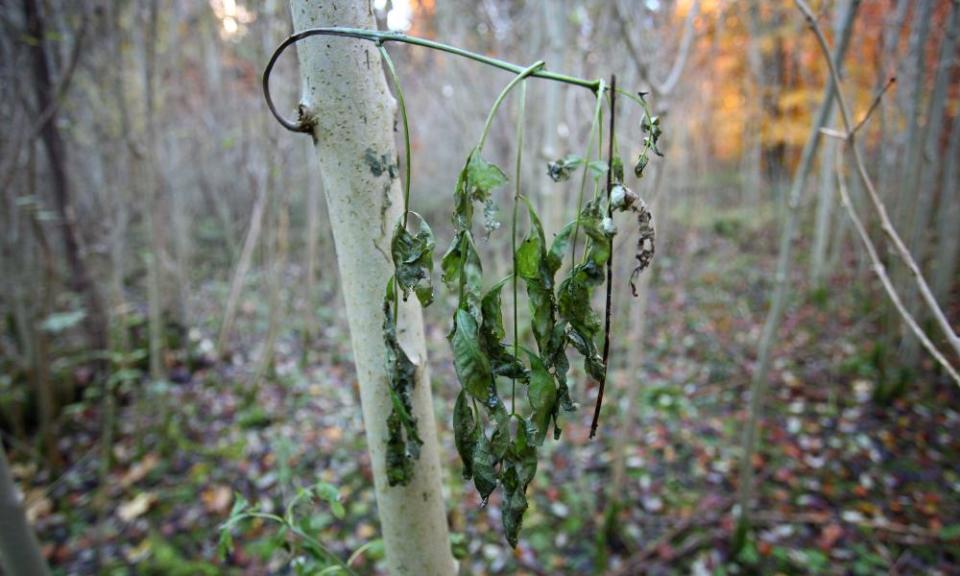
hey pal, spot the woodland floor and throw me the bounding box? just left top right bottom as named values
left=10, top=208, right=960, bottom=575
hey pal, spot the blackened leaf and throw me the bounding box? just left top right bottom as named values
left=490, top=408, right=512, bottom=462
left=451, top=308, right=494, bottom=401
left=391, top=217, right=436, bottom=307
left=634, top=152, right=649, bottom=178
left=501, top=423, right=537, bottom=547
left=383, top=278, right=423, bottom=487
left=546, top=154, right=583, bottom=182
left=472, top=432, right=498, bottom=502
left=386, top=409, right=414, bottom=486
left=453, top=391, right=480, bottom=480
left=513, top=419, right=538, bottom=487
left=629, top=198, right=656, bottom=296
left=567, top=327, right=605, bottom=382
left=501, top=467, right=527, bottom=547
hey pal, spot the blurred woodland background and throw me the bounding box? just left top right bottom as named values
left=1, top=0, right=960, bottom=574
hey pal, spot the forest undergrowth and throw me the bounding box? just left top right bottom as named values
left=11, top=206, right=960, bottom=575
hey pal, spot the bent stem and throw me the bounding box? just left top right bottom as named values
left=570, top=80, right=606, bottom=268
left=511, top=79, right=528, bottom=414
left=590, top=75, right=617, bottom=439
left=263, top=28, right=601, bottom=132
left=379, top=45, right=412, bottom=228
left=379, top=45, right=413, bottom=317
left=477, top=61, right=544, bottom=154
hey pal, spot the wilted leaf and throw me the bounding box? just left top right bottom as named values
left=391, top=216, right=435, bottom=307
left=382, top=278, right=423, bottom=487
left=451, top=309, right=494, bottom=402
left=453, top=391, right=480, bottom=480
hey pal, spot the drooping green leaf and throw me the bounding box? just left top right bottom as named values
left=441, top=230, right=464, bottom=288
left=453, top=391, right=480, bottom=480
left=516, top=198, right=559, bottom=354
left=525, top=352, right=557, bottom=446
left=450, top=308, right=494, bottom=402
left=555, top=200, right=615, bottom=386
left=442, top=231, right=484, bottom=318
left=466, top=151, right=508, bottom=201
left=515, top=235, right=541, bottom=280
left=480, top=278, right=528, bottom=382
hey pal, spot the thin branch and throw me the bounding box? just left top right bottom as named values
left=834, top=151, right=960, bottom=384
left=263, top=27, right=601, bottom=133
left=658, top=0, right=702, bottom=96
left=852, top=76, right=896, bottom=135
left=614, top=0, right=702, bottom=97
left=796, top=0, right=960, bottom=361
left=591, top=74, right=617, bottom=439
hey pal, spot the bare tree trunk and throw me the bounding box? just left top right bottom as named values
left=143, top=0, right=165, bottom=381
left=899, top=1, right=958, bottom=366
left=217, top=177, right=269, bottom=358
left=22, top=0, right=107, bottom=355
left=933, top=113, right=960, bottom=306
left=809, top=4, right=848, bottom=289
left=744, top=0, right=765, bottom=206
left=252, top=163, right=288, bottom=389
left=289, top=2, right=456, bottom=574
left=0, top=444, right=51, bottom=576
left=736, top=0, right=860, bottom=542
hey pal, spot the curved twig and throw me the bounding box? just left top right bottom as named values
left=263, top=27, right=601, bottom=133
